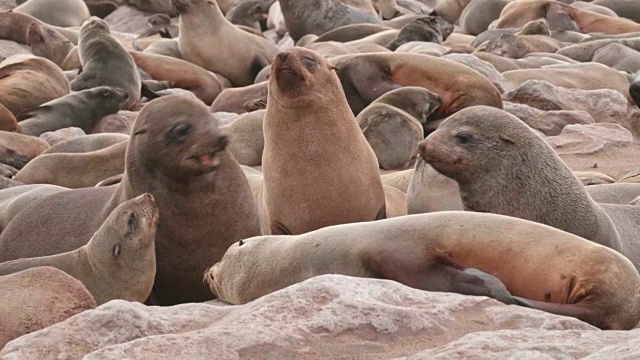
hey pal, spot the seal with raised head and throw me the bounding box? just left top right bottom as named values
left=262, top=47, right=386, bottom=235
left=17, top=86, right=130, bottom=137
left=70, top=17, right=141, bottom=110
left=0, top=96, right=261, bottom=305
left=0, top=194, right=158, bottom=305
left=206, top=211, right=640, bottom=330
left=0, top=54, right=70, bottom=117
left=173, top=0, right=279, bottom=87
left=278, top=0, right=383, bottom=42
left=416, top=105, right=640, bottom=271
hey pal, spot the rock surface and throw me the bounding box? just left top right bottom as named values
left=4, top=275, right=640, bottom=359
left=504, top=80, right=632, bottom=127
left=0, top=266, right=96, bottom=349
left=504, top=102, right=595, bottom=136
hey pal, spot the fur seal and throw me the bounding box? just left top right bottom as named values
left=174, top=0, right=278, bottom=87
left=0, top=103, right=18, bottom=132
left=14, top=0, right=90, bottom=27
left=330, top=52, right=503, bottom=125
left=417, top=105, right=640, bottom=271
left=0, top=184, right=68, bottom=233
left=313, top=23, right=392, bottom=43
left=0, top=54, right=70, bottom=117
left=0, top=194, right=158, bottom=305
left=210, top=81, right=268, bottom=114
left=386, top=15, right=454, bottom=51
left=70, top=17, right=141, bottom=110
left=356, top=86, right=442, bottom=169
left=459, top=0, right=511, bottom=36
left=26, top=20, right=79, bottom=71
left=592, top=43, right=640, bottom=74
left=278, top=0, right=383, bottom=42
left=17, top=86, right=129, bottom=137
left=0, top=131, right=50, bottom=170
left=483, top=33, right=563, bottom=59
left=592, top=0, right=640, bottom=23
left=128, top=50, right=224, bottom=105
left=262, top=47, right=386, bottom=235
left=226, top=0, right=271, bottom=30
left=223, top=110, right=265, bottom=167
left=206, top=211, right=640, bottom=330
left=0, top=266, right=96, bottom=349
left=0, top=96, right=261, bottom=305
left=42, top=133, right=129, bottom=155
left=432, top=0, right=472, bottom=24
left=14, top=140, right=127, bottom=189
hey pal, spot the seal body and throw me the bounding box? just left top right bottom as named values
left=14, top=0, right=90, bottom=27
left=0, top=194, right=158, bottom=305
left=206, top=211, right=640, bottom=330
left=70, top=17, right=141, bottom=109
left=262, top=47, right=386, bottom=235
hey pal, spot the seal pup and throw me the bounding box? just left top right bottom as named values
left=17, top=86, right=129, bottom=136
left=278, top=0, right=383, bottom=42
left=173, top=0, right=279, bottom=87
left=206, top=211, right=640, bottom=330
left=0, top=96, right=261, bottom=305
left=0, top=54, right=70, bottom=117
left=386, top=15, right=454, bottom=51
left=14, top=0, right=90, bottom=27
left=70, top=17, right=141, bottom=110
left=262, top=47, right=386, bottom=235
left=0, top=194, right=158, bottom=305
left=417, top=106, right=640, bottom=270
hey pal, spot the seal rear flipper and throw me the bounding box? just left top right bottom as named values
left=511, top=296, right=609, bottom=329
left=140, top=81, right=167, bottom=100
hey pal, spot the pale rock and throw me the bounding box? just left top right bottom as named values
left=39, top=127, right=86, bottom=146
left=0, top=266, right=96, bottom=349
left=504, top=80, right=631, bottom=127
left=443, top=53, right=507, bottom=93
left=504, top=102, right=594, bottom=136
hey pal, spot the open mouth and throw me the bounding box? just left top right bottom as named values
left=190, top=151, right=222, bottom=168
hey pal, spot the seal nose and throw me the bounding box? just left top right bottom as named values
left=142, top=193, right=155, bottom=203
left=277, top=52, right=289, bottom=62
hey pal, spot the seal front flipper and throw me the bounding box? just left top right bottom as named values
left=511, top=296, right=608, bottom=329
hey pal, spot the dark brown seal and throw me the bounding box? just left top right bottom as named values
left=0, top=96, right=261, bottom=305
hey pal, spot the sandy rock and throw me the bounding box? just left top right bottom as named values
left=504, top=80, right=632, bottom=127
left=443, top=53, right=507, bottom=93
left=0, top=266, right=96, bottom=349
left=2, top=275, right=602, bottom=359
left=504, top=102, right=595, bottom=136
left=39, top=127, right=86, bottom=146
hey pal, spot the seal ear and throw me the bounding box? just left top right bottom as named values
left=498, top=133, right=515, bottom=144
left=132, top=127, right=148, bottom=136
left=113, top=243, right=121, bottom=257
left=328, top=63, right=339, bottom=71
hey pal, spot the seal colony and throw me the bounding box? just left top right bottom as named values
left=2, top=0, right=640, bottom=343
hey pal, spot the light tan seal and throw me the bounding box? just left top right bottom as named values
left=14, top=140, right=127, bottom=189
left=206, top=211, right=640, bottom=330
left=262, top=47, right=386, bottom=235
left=14, top=0, right=90, bottom=27
left=70, top=17, right=141, bottom=110
left=0, top=54, right=70, bottom=117
left=417, top=105, right=640, bottom=271
left=0, top=131, right=50, bottom=169
left=173, top=0, right=279, bottom=87
left=0, top=194, right=158, bottom=305
left=0, top=184, right=68, bottom=233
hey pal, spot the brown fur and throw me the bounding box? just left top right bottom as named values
left=0, top=194, right=158, bottom=305
left=14, top=140, right=127, bottom=188
left=0, top=54, right=69, bottom=116
left=484, top=33, right=563, bottom=59
left=26, top=20, right=78, bottom=71
left=330, top=52, right=503, bottom=121
left=211, top=81, right=268, bottom=114
left=0, top=103, right=18, bottom=132
left=0, top=96, right=261, bottom=305
left=129, top=50, right=224, bottom=105
left=70, top=17, right=141, bottom=110
left=459, top=0, right=511, bottom=36
left=262, top=47, right=386, bottom=235
left=0, top=184, right=67, bottom=233
left=206, top=211, right=640, bottom=330
left=223, top=110, right=265, bottom=167
left=42, top=133, right=129, bottom=155
left=174, top=0, right=278, bottom=87
left=417, top=106, right=640, bottom=272
left=14, top=0, right=90, bottom=27
left=0, top=131, right=50, bottom=169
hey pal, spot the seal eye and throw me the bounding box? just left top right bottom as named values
left=303, top=56, right=316, bottom=69
left=171, top=123, right=191, bottom=138
left=128, top=212, right=137, bottom=230
left=455, top=132, right=473, bottom=144
left=102, top=91, right=112, bottom=98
